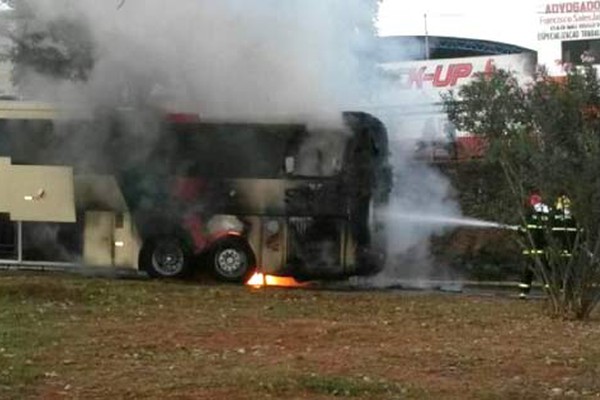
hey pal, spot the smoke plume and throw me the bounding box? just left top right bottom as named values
left=17, top=0, right=379, bottom=123
left=9, top=0, right=463, bottom=284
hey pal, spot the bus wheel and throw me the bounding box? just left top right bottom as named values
left=211, top=238, right=255, bottom=283
left=140, top=237, right=191, bottom=279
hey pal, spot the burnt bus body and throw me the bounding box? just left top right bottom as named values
left=127, top=112, right=391, bottom=281
left=0, top=108, right=391, bottom=282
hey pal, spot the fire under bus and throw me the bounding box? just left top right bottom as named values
left=0, top=101, right=391, bottom=284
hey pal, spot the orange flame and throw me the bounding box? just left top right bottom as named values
left=246, top=272, right=307, bottom=288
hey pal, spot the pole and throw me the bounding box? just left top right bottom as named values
left=17, top=221, right=22, bottom=263
left=424, top=13, right=430, bottom=60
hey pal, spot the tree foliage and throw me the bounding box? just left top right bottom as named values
left=1, top=1, right=95, bottom=87
left=443, top=66, right=600, bottom=320
left=9, top=16, right=95, bottom=85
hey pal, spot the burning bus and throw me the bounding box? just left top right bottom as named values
left=0, top=101, right=391, bottom=283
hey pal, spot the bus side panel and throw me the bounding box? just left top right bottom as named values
left=0, top=162, right=76, bottom=223
left=243, top=216, right=262, bottom=270
left=342, top=223, right=357, bottom=275
left=83, top=211, right=140, bottom=269
left=241, top=216, right=286, bottom=275
left=260, top=217, right=286, bottom=274
left=114, top=213, right=141, bottom=269
left=84, top=211, right=114, bottom=267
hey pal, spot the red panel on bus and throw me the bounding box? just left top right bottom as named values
left=165, top=113, right=201, bottom=124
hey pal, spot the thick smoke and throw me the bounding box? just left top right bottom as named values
left=17, top=0, right=379, bottom=123
left=370, top=100, right=463, bottom=287
left=9, top=0, right=462, bottom=284
left=374, top=139, right=462, bottom=287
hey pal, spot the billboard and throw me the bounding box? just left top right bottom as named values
left=378, top=53, right=537, bottom=97
left=374, top=53, right=536, bottom=158
left=538, top=1, right=600, bottom=41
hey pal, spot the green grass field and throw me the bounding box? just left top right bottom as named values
left=1, top=272, right=599, bottom=399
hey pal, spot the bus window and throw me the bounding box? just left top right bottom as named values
left=168, top=123, right=304, bottom=179
left=293, top=129, right=347, bottom=177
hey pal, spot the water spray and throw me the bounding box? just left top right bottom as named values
left=378, top=210, right=520, bottom=231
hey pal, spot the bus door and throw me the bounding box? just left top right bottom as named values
left=83, top=211, right=115, bottom=267
left=76, top=176, right=140, bottom=269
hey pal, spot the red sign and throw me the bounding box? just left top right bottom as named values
left=380, top=53, right=535, bottom=93
left=384, top=59, right=494, bottom=90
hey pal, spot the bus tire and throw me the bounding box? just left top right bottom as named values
left=210, top=237, right=256, bottom=283
left=139, top=236, right=192, bottom=279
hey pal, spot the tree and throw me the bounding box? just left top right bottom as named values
left=443, top=65, right=600, bottom=320
left=0, top=1, right=96, bottom=87
left=9, top=16, right=95, bottom=86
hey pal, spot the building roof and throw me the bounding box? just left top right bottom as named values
left=378, top=35, right=536, bottom=62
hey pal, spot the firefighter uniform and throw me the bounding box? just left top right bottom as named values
left=519, top=194, right=578, bottom=298
left=552, top=195, right=577, bottom=257
left=519, top=202, right=550, bottom=298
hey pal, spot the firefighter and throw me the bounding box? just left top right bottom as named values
left=552, top=192, right=583, bottom=297
left=518, top=191, right=551, bottom=299
left=555, top=193, right=571, bottom=215
left=552, top=192, right=577, bottom=260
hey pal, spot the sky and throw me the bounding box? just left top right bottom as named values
left=377, top=0, right=540, bottom=50
left=0, top=1, right=541, bottom=50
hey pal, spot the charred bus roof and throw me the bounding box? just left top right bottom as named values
left=0, top=102, right=389, bottom=180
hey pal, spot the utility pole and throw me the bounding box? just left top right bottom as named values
left=424, top=13, right=430, bottom=60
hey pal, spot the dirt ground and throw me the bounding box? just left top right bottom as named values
left=1, top=272, right=600, bottom=399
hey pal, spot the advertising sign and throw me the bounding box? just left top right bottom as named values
left=378, top=53, right=536, bottom=95
left=538, top=1, right=600, bottom=41
left=374, top=53, right=536, bottom=158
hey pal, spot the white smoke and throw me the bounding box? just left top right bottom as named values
left=375, top=140, right=462, bottom=286
left=17, top=0, right=379, bottom=124
left=10, top=0, right=463, bottom=284
left=377, top=101, right=463, bottom=284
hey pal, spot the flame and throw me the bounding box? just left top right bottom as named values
left=246, top=272, right=307, bottom=288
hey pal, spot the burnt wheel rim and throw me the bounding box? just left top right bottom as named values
left=215, top=248, right=247, bottom=278
left=152, top=240, right=185, bottom=276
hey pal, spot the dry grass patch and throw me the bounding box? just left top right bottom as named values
left=1, top=273, right=599, bottom=399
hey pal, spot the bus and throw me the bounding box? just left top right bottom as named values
left=0, top=102, right=392, bottom=283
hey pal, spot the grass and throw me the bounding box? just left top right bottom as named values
left=1, top=272, right=600, bottom=399
left=295, top=374, right=414, bottom=397
left=0, top=285, right=80, bottom=398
